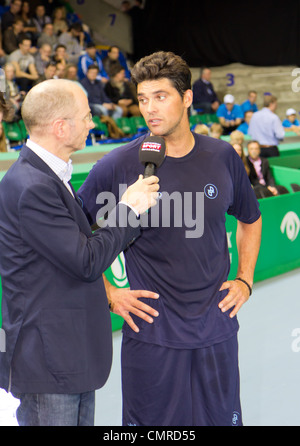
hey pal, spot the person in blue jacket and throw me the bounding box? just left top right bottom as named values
left=77, top=41, right=109, bottom=82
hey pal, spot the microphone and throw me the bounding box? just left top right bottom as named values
left=139, top=136, right=166, bottom=178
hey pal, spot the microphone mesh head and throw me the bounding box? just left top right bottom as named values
left=139, top=136, right=166, bottom=167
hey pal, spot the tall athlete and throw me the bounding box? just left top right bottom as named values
left=78, top=52, right=262, bottom=426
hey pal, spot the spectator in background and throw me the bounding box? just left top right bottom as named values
left=32, top=4, right=52, bottom=36
left=248, top=94, right=284, bottom=157
left=55, top=61, right=66, bottom=79
left=246, top=140, right=288, bottom=198
left=237, top=110, right=253, bottom=135
left=51, top=44, right=68, bottom=67
left=209, top=122, right=223, bottom=139
left=52, top=6, right=68, bottom=36
left=0, top=122, right=9, bottom=152
left=194, top=123, right=209, bottom=135
left=1, top=0, right=22, bottom=37
left=229, top=130, right=244, bottom=147
left=37, top=23, right=58, bottom=49
left=34, top=60, right=56, bottom=85
left=104, top=64, right=140, bottom=117
left=216, top=94, right=243, bottom=135
left=3, top=17, right=26, bottom=55
left=80, top=65, right=123, bottom=120
left=34, top=43, right=52, bottom=76
left=3, top=62, right=25, bottom=121
left=192, top=68, right=219, bottom=114
left=282, top=108, right=300, bottom=134
left=231, top=142, right=250, bottom=177
left=20, top=1, right=37, bottom=40
left=78, top=42, right=108, bottom=82
left=102, top=45, right=130, bottom=79
left=58, top=23, right=85, bottom=64
left=121, top=1, right=131, bottom=12
left=240, top=90, right=258, bottom=115
left=8, top=37, right=39, bottom=91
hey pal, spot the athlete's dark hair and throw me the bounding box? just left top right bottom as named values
left=131, top=51, right=191, bottom=98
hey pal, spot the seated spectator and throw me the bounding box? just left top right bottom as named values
left=3, top=17, right=26, bottom=55
left=229, top=129, right=244, bottom=147
left=51, top=44, right=68, bottom=67
left=101, top=45, right=130, bottom=79
left=0, top=122, right=9, bottom=152
left=248, top=94, right=284, bottom=157
left=246, top=140, right=288, bottom=198
left=282, top=108, right=300, bottom=134
left=231, top=142, right=250, bottom=176
left=209, top=122, right=223, bottom=139
left=194, top=124, right=209, bottom=135
left=1, top=0, right=22, bottom=37
left=104, top=64, right=140, bottom=117
left=80, top=64, right=123, bottom=120
left=34, top=60, right=57, bottom=84
left=37, top=23, right=58, bottom=50
left=240, top=90, right=258, bottom=114
left=8, top=37, right=39, bottom=91
left=3, top=62, right=25, bottom=120
left=34, top=43, right=52, bottom=76
left=58, top=23, right=85, bottom=64
left=78, top=41, right=108, bottom=82
left=21, top=1, right=37, bottom=40
left=237, top=110, right=253, bottom=135
left=192, top=68, right=219, bottom=113
left=32, top=4, right=52, bottom=36
left=52, top=6, right=68, bottom=36
left=65, top=63, right=88, bottom=95
left=54, top=61, right=66, bottom=79
left=216, top=94, right=243, bottom=135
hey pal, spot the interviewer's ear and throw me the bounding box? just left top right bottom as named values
left=52, top=118, right=68, bottom=139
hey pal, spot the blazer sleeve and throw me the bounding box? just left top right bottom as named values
left=18, top=182, right=140, bottom=282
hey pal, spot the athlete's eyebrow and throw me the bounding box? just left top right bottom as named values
left=137, top=90, right=168, bottom=97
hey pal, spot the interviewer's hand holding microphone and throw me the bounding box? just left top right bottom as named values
left=104, top=136, right=166, bottom=332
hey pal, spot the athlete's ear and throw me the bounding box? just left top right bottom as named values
left=183, top=89, right=193, bottom=109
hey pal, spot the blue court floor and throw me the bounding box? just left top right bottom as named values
left=1, top=267, right=300, bottom=426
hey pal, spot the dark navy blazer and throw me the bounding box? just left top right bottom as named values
left=0, top=145, right=140, bottom=394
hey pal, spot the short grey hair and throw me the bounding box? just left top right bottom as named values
left=21, top=79, right=80, bottom=133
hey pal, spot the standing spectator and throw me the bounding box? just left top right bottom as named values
left=80, top=65, right=123, bottom=120
left=2, top=17, right=26, bottom=55
left=37, top=23, right=57, bottom=49
left=240, top=90, right=258, bottom=115
left=58, top=23, right=85, bottom=64
left=34, top=43, right=53, bottom=76
left=104, top=64, right=140, bottom=117
left=8, top=37, right=39, bottom=91
left=282, top=108, right=300, bottom=134
left=1, top=0, right=22, bottom=37
left=32, top=4, right=51, bottom=36
left=192, top=68, right=219, bottom=113
left=78, top=41, right=108, bottom=82
left=216, top=94, right=243, bottom=135
left=248, top=95, right=285, bottom=157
